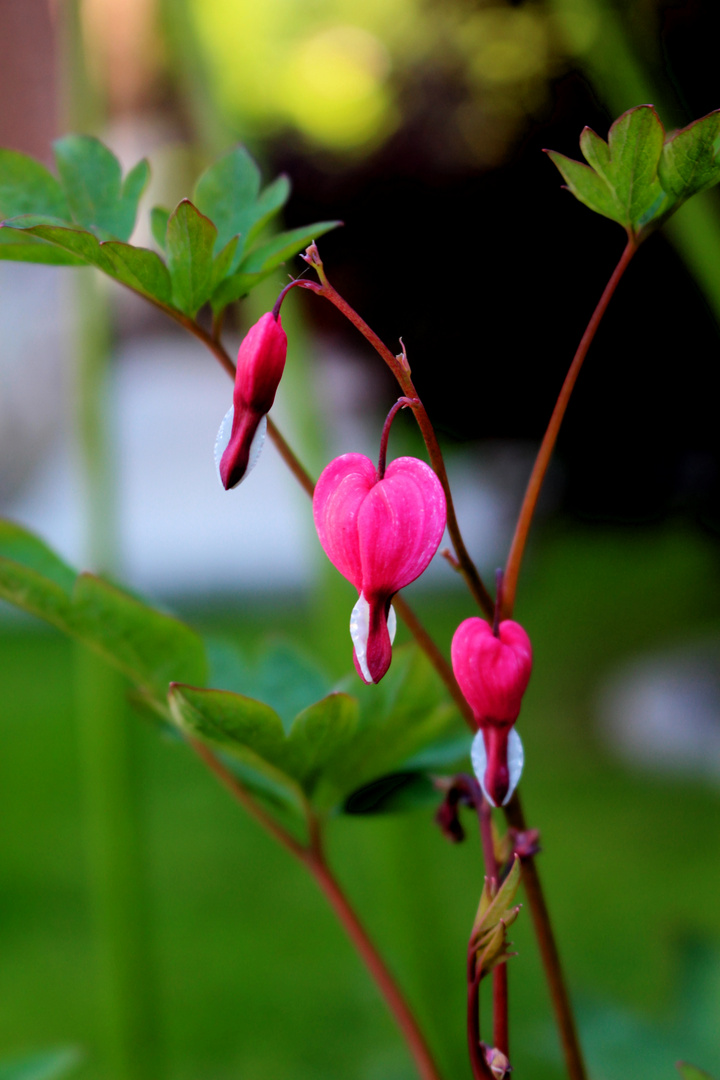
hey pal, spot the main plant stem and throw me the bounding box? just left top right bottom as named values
left=190, top=740, right=444, bottom=1080
left=502, top=236, right=637, bottom=617
left=477, top=799, right=508, bottom=1059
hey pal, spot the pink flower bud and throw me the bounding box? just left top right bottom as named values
left=313, top=453, right=446, bottom=684
left=215, top=312, right=287, bottom=489
left=451, top=618, right=532, bottom=807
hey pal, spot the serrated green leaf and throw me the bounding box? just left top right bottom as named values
left=0, top=218, right=172, bottom=304
left=210, top=220, right=341, bottom=309
left=471, top=856, right=521, bottom=943
left=150, top=206, right=170, bottom=250
left=0, top=1047, right=81, bottom=1080
left=54, top=135, right=148, bottom=240
left=193, top=146, right=261, bottom=255
left=0, top=149, right=69, bottom=219
left=677, top=1065, right=718, bottom=1080
left=579, top=126, right=612, bottom=181
left=166, top=199, right=217, bottom=316
left=660, top=110, right=720, bottom=202
left=0, top=521, right=207, bottom=705
left=343, top=771, right=437, bottom=814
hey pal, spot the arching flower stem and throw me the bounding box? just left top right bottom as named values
left=279, top=247, right=495, bottom=619
left=378, top=397, right=419, bottom=479
left=502, top=236, right=638, bottom=618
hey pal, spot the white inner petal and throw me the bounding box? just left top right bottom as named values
left=470, top=727, right=524, bottom=808
left=387, top=603, right=397, bottom=644
left=214, top=406, right=267, bottom=490
left=350, top=593, right=373, bottom=683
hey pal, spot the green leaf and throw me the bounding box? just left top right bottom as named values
left=0, top=227, right=85, bottom=265
left=284, top=693, right=358, bottom=793
left=0, top=521, right=207, bottom=705
left=193, top=145, right=261, bottom=255
left=210, top=235, right=240, bottom=294
left=677, top=1065, right=718, bottom=1080
left=0, top=219, right=172, bottom=304
left=0, top=149, right=69, bottom=219
left=53, top=135, right=149, bottom=240
left=660, top=110, right=720, bottom=202
left=69, top=574, right=207, bottom=700
left=167, top=683, right=309, bottom=840
left=329, top=646, right=467, bottom=813
left=548, top=105, right=671, bottom=238
left=545, top=151, right=623, bottom=225
left=168, top=684, right=287, bottom=761
left=166, top=199, right=217, bottom=316
left=343, top=771, right=438, bottom=814
left=245, top=174, right=291, bottom=248
left=210, top=219, right=341, bottom=309
left=0, top=1048, right=81, bottom=1080
left=605, top=105, right=668, bottom=228
left=150, top=206, right=170, bottom=250
left=166, top=682, right=357, bottom=799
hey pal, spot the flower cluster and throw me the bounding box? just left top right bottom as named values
left=216, top=307, right=532, bottom=804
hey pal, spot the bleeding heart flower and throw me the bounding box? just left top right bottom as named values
left=451, top=617, right=532, bottom=807
left=313, top=453, right=446, bottom=684
left=215, top=312, right=287, bottom=489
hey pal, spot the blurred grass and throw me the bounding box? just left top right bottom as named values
left=1, top=521, right=719, bottom=1080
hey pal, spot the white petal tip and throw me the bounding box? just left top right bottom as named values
left=470, top=728, right=524, bottom=808
left=214, top=407, right=267, bottom=490
left=350, top=593, right=373, bottom=683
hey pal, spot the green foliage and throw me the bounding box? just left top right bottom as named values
left=677, top=1065, right=718, bottom=1080
left=53, top=135, right=148, bottom=241
left=470, top=856, right=521, bottom=979
left=0, top=1048, right=81, bottom=1080
left=547, top=105, right=720, bottom=240
left=0, top=136, right=339, bottom=317
left=0, top=521, right=207, bottom=709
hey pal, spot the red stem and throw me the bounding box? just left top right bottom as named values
left=308, top=846, right=443, bottom=1080
left=477, top=799, right=509, bottom=1059
left=502, top=236, right=637, bottom=617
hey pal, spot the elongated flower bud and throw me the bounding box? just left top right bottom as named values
left=215, top=312, right=287, bottom=489
left=451, top=617, right=532, bottom=806
left=313, top=453, right=446, bottom=684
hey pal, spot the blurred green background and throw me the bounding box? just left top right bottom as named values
left=2, top=1, right=720, bottom=1080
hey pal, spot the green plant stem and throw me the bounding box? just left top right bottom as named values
left=502, top=236, right=638, bottom=617
left=189, top=739, right=444, bottom=1080
left=505, top=795, right=587, bottom=1080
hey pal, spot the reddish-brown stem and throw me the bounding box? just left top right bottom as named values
left=298, top=261, right=493, bottom=618
left=378, top=397, right=418, bottom=478
left=308, top=843, right=444, bottom=1080
left=467, top=955, right=493, bottom=1080
left=191, top=738, right=444, bottom=1080
left=504, top=794, right=587, bottom=1080
left=476, top=799, right=509, bottom=1059
left=502, top=236, right=637, bottom=617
